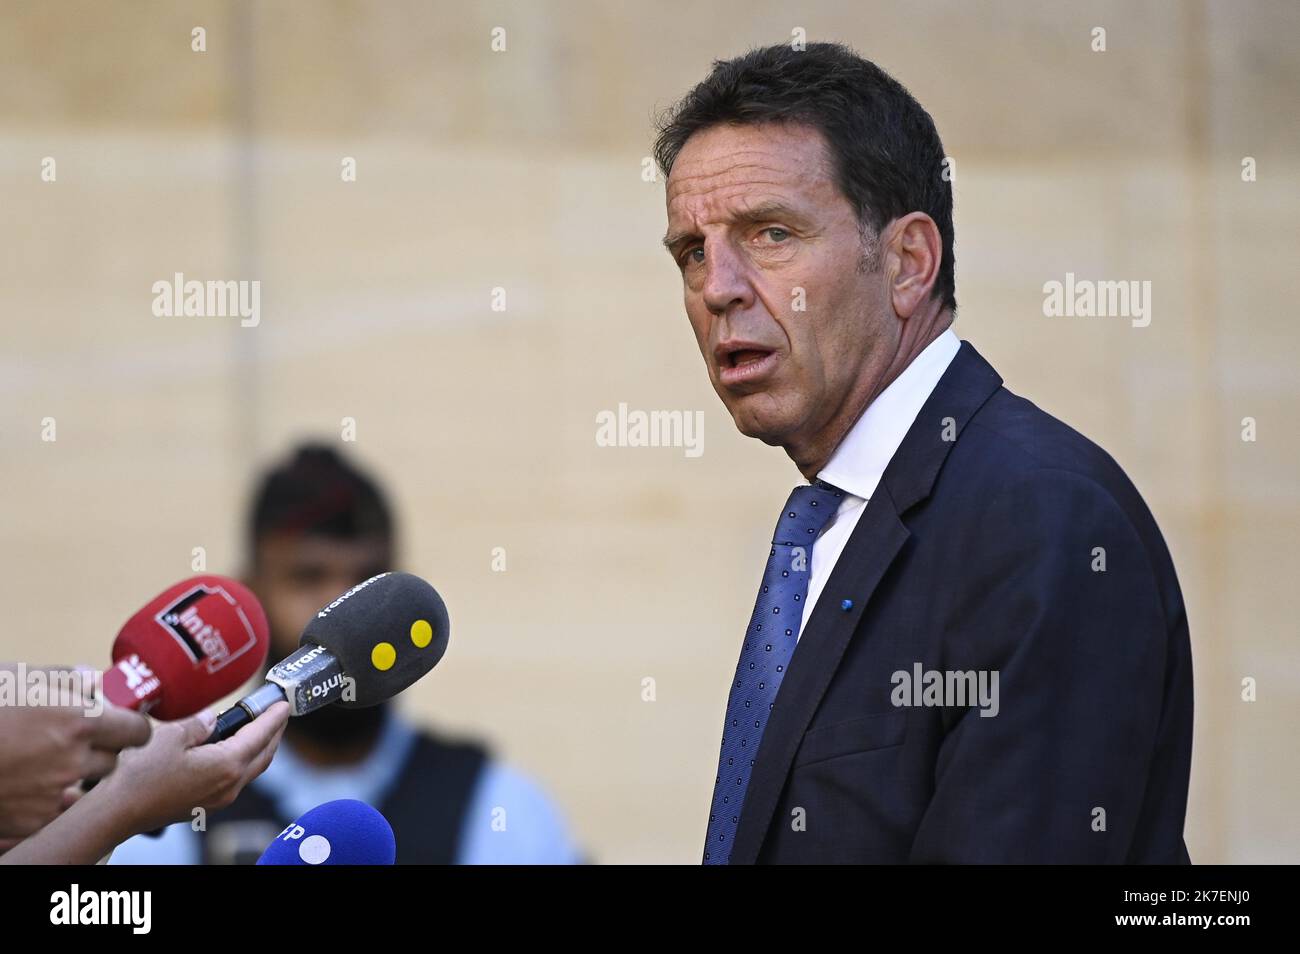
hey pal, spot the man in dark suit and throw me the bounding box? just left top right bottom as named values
left=654, top=42, right=1193, bottom=863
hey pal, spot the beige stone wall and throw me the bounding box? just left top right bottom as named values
left=1, top=0, right=1296, bottom=863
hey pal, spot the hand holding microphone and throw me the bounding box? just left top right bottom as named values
left=0, top=575, right=276, bottom=861
left=102, top=701, right=290, bottom=835
left=0, top=701, right=288, bottom=865
left=1, top=570, right=443, bottom=863
left=71, top=574, right=270, bottom=803
left=0, top=665, right=151, bottom=849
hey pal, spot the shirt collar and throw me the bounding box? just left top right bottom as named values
left=816, top=328, right=961, bottom=501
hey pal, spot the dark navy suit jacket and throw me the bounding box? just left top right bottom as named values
left=731, top=341, right=1194, bottom=864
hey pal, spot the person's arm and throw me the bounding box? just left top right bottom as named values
left=0, top=667, right=152, bottom=849
left=907, top=469, right=1171, bottom=863
left=1, top=702, right=288, bottom=865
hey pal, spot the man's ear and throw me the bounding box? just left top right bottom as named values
left=884, top=212, right=943, bottom=319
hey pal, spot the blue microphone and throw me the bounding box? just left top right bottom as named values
left=256, top=799, right=396, bottom=865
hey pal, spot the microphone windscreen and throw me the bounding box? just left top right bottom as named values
left=298, top=571, right=448, bottom=708
left=256, top=800, right=396, bottom=865
left=111, top=576, right=270, bottom=720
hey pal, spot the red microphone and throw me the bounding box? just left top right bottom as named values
left=102, top=575, right=269, bottom=719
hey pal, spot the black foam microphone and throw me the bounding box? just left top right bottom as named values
left=207, top=572, right=449, bottom=742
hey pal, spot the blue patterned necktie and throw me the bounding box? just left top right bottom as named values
left=703, top=480, right=845, bottom=864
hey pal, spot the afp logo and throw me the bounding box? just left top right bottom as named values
left=271, top=821, right=334, bottom=865
left=155, top=583, right=257, bottom=674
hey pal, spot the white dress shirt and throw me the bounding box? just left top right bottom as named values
left=802, top=329, right=962, bottom=632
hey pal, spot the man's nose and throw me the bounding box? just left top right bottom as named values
left=701, top=242, right=754, bottom=317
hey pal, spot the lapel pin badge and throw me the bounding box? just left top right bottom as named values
left=840, top=599, right=854, bottom=611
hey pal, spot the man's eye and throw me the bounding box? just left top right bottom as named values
left=684, top=247, right=705, bottom=266
left=762, top=227, right=790, bottom=243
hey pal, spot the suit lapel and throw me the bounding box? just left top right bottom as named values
left=728, top=340, right=1004, bottom=864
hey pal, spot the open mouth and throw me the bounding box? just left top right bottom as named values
left=727, top=349, right=770, bottom=369
left=717, top=345, right=779, bottom=387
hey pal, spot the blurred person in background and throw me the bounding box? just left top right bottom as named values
left=112, top=443, right=582, bottom=864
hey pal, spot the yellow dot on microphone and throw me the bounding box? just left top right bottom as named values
left=410, top=619, right=433, bottom=648
left=371, top=642, right=396, bottom=671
